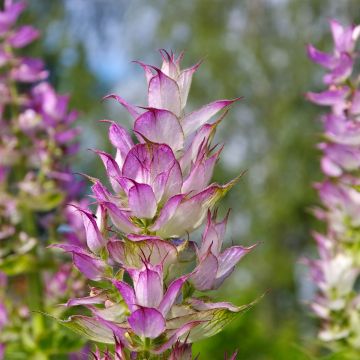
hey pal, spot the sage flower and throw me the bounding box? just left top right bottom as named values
left=56, top=51, right=257, bottom=359
left=307, top=19, right=360, bottom=348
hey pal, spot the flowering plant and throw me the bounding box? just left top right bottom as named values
left=54, top=50, right=258, bottom=358
left=307, top=20, right=360, bottom=350
left=0, top=1, right=87, bottom=358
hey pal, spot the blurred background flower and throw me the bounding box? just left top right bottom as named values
left=19, top=0, right=360, bottom=358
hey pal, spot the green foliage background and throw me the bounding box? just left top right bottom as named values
left=19, top=0, right=360, bottom=358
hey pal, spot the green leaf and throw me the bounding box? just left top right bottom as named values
left=21, top=190, right=64, bottom=211
left=167, top=296, right=262, bottom=342
left=58, top=315, right=116, bottom=344
left=0, top=254, right=37, bottom=275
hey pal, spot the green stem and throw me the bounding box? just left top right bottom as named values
left=27, top=271, right=45, bottom=340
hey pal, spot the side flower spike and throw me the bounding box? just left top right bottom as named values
left=190, top=211, right=255, bottom=291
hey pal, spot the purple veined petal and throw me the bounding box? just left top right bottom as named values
left=107, top=240, right=126, bottom=264
left=179, top=122, right=217, bottom=173
left=323, top=53, right=353, bottom=85
left=108, top=237, right=178, bottom=268
left=8, top=25, right=39, bottom=48
left=91, top=180, right=111, bottom=202
left=153, top=195, right=207, bottom=238
left=214, top=245, right=256, bottom=289
left=128, top=182, right=157, bottom=219
left=112, top=280, right=137, bottom=313
left=198, top=211, right=227, bottom=259
left=152, top=321, right=202, bottom=354
left=148, top=69, right=182, bottom=116
left=134, top=109, right=184, bottom=153
left=105, top=121, right=134, bottom=168
left=190, top=252, right=218, bottom=291
left=50, top=244, right=106, bottom=281
left=152, top=171, right=169, bottom=202
left=122, top=143, right=183, bottom=199
left=159, top=49, right=180, bottom=79
left=149, top=194, right=184, bottom=232
left=102, top=201, right=139, bottom=234
left=128, top=307, right=166, bottom=339
left=305, top=88, right=348, bottom=106
left=127, top=234, right=179, bottom=265
left=103, top=94, right=141, bottom=119
left=158, top=275, right=188, bottom=317
left=153, top=183, right=232, bottom=238
left=122, top=143, right=151, bottom=184
left=66, top=292, right=108, bottom=307
left=306, top=44, right=336, bottom=69
left=133, top=266, right=163, bottom=308
left=177, top=61, right=202, bottom=109
left=70, top=205, right=105, bottom=254
left=72, top=253, right=106, bottom=281
left=182, top=98, right=241, bottom=137
left=182, top=150, right=219, bottom=194
left=161, top=161, right=183, bottom=202
left=95, top=150, right=122, bottom=192
left=115, top=176, right=136, bottom=196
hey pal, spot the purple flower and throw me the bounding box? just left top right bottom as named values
left=307, top=19, right=360, bottom=347
left=0, top=1, right=86, bottom=355
left=191, top=211, right=255, bottom=291
left=60, top=51, right=257, bottom=358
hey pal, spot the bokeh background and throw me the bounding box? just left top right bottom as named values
left=20, top=1, right=360, bottom=358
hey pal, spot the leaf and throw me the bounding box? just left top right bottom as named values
left=57, top=315, right=116, bottom=344
left=21, top=191, right=64, bottom=211
left=167, top=295, right=262, bottom=342
left=0, top=253, right=37, bottom=275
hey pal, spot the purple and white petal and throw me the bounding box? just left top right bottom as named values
left=128, top=307, right=166, bottom=339
left=112, top=280, right=137, bottom=313
left=158, top=275, right=188, bottom=316
left=103, top=94, right=141, bottom=119
left=182, top=98, right=240, bottom=137
left=134, top=109, right=184, bottom=153
left=128, top=182, right=157, bottom=219
left=148, top=69, right=181, bottom=116
left=103, top=201, right=139, bottom=234
left=190, top=252, right=218, bottom=291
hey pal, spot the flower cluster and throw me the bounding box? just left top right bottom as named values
left=306, top=20, right=360, bottom=348
left=56, top=51, right=257, bottom=358
left=0, top=1, right=86, bottom=357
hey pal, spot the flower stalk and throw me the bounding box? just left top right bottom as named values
left=307, top=20, right=360, bottom=350
left=0, top=1, right=87, bottom=357
left=56, top=50, right=258, bottom=359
